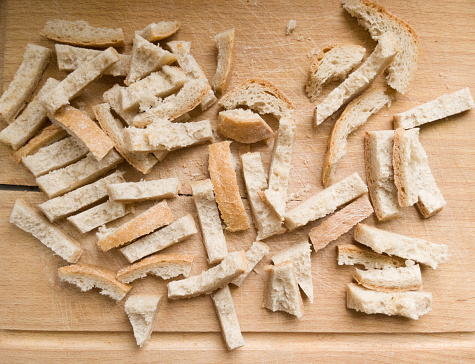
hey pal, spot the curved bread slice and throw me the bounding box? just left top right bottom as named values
left=117, top=253, right=194, bottom=283
left=10, top=199, right=82, bottom=263
left=107, top=178, right=179, bottom=203
left=219, top=78, right=294, bottom=119
left=322, top=88, right=391, bottom=187
left=125, top=294, right=162, bottom=347
left=338, top=244, right=405, bottom=269
left=347, top=283, right=431, bottom=320
left=231, top=241, right=270, bottom=287
left=58, top=264, right=131, bottom=302
left=306, top=44, right=365, bottom=102
left=167, top=251, right=247, bottom=299
left=341, top=0, right=420, bottom=94
left=217, top=109, right=273, bottom=144
left=212, top=29, right=235, bottom=94
left=139, top=21, right=180, bottom=42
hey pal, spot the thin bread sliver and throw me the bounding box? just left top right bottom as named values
left=107, top=178, right=179, bottom=203
left=231, top=241, right=270, bottom=287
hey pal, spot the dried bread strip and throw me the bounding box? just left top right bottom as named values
left=346, top=283, right=431, bottom=320
left=284, top=173, right=368, bottom=231
left=354, top=223, right=449, bottom=269
left=38, top=171, right=125, bottom=222
left=394, top=87, right=475, bottom=129
left=120, top=214, right=197, bottom=263
left=322, top=88, right=391, bottom=187
left=0, top=44, right=51, bottom=123
left=208, top=141, right=249, bottom=232
left=393, top=128, right=445, bottom=217
left=309, top=194, right=373, bottom=252
left=210, top=286, right=245, bottom=350
left=55, top=44, right=130, bottom=77
left=241, top=153, right=284, bottom=240
left=125, top=294, right=162, bottom=347
left=314, top=32, right=400, bottom=125
left=364, top=130, right=402, bottom=221
left=10, top=199, right=82, bottom=263
left=200, top=90, right=217, bottom=111
left=36, top=149, right=123, bottom=198
left=41, top=19, right=124, bottom=48
left=117, top=254, right=194, bottom=283
left=217, top=109, right=273, bottom=144
left=212, top=29, right=235, bottom=94
left=52, top=105, right=115, bottom=160
left=139, top=21, right=180, bottom=42
left=67, top=200, right=130, bottom=234
left=40, top=47, right=120, bottom=114
left=107, top=178, right=179, bottom=203
left=230, top=241, right=270, bottom=287
left=191, top=179, right=228, bottom=264
left=272, top=240, right=313, bottom=302
left=58, top=264, right=131, bottom=302
left=98, top=200, right=175, bottom=252
left=337, top=244, right=405, bottom=269
left=258, top=116, right=295, bottom=219
left=167, top=251, right=247, bottom=300
left=22, top=136, right=88, bottom=177
left=93, top=103, right=158, bottom=174
left=0, top=78, right=59, bottom=150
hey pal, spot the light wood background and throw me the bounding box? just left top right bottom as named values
left=0, top=0, right=474, bottom=362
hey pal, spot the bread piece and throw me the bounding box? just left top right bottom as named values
left=58, top=264, right=131, bottom=302
left=208, top=141, right=249, bottom=232
left=126, top=34, right=176, bottom=85
left=306, top=44, right=366, bottom=102
left=354, top=260, right=422, bottom=292
left=272, top=240, right=313, bottom=302
left=314, top=32, right=400, bottom=125
left=394, top=87, right=475, bottom=129
left=107, top=178, right=179, bottom=203
left=284, top=173, right=368, bottom=231
left=125, top=294, right=162, bottom=347
left=52, top=106, right=115, bottom=160
left=364, top=130, right=402, bottom=221
left=98, top=200, right=175, bottom=251
left=219, top=78, right=294, bottom=119
left=40, top=47, right=120, bottom=114
left=120, top=214, right=197, bottom=263
left=354, top=223, right=449, bottom=269
left=231, top=241, right=270, bottom=287
left=41, top=19, right=124, bottom=48
left=346, top=283, right=431, bottom=320
left=93, top=103, right=158, bottom=174
left=22, top=136, right=88, bottom=177
left=67, top=200, right=130, bottom=234
left=0, top=78, right=59, bottom=150
left=341, top=0, right=420, bottom=94
left=210, top=286, right=245, bottom=350
left=10, top=199, right=82, bottom=263
left=212, top=29, right=235, bottom=94
left=167, top=251, right=247, bottom=300
left=36, top=150, right=123, bottom=198
left=0, top=44, right=51, bottom=123
left=259, top=116, right=295, bottom=219
left=309, top=194, right=373, bottom=252
left=12, top=124, right=68, bottom=163
left=38, top=171, right=125, bottom=222
left=393, top=128, right=445, bottom=217
left=337, top=244, right=405, bottom=269
left=103, top=84, right=138, bottom=126
left=139, top=21, right=180, bottom=42
left=117, top=254, right=194, bottom=283
left=241, top=153, right=285, bottom=240
left=217, top=109, right=273, bottom=144
left=286, top=20, right=297, bottom=35
left=263, top=260, right=303, bottom=318
left=322, top=88, right=391, bottom=187
left=191, top=179, right=228, bottom=264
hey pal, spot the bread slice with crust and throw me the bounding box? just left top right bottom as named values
left=231, top=241, right=270, bottom=287
left=337, top=244, right=405, bottom=269
left=217, top=109, right=273, bottom=144
left=393, top=128, right=445, bottom=218
left=58, top=264, right=131, bottom=302
left=306, top=44, right=365, bottom=102
left=322, top=88, right=391, bottom=187
left=107, top=178, right=179, bottom=203
left=125, top=294, right=162, bottom=347
left=212, top=29, right=236, bottom=94
left=341, top=0, right=420, bottom=94
left=139, top=21, right=180, bottom=42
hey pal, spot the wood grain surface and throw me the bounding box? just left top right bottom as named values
left=0, top=0, right=474, bottom=362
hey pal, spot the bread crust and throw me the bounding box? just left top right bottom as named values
left=217, top=109, right=273, bottom=144
left=212, top=29, right=236, bottom=94
left=139, top=21, right=180, bottom=42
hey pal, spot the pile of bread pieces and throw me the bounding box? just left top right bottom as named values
left=1, top=0, right=473, bottom=350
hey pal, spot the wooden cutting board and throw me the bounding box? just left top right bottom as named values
left=1, top=0, right=474, bottom=361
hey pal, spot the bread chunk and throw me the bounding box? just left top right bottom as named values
left=125, top=294, right=162, bottom=347
left=107, top=178, right=179, bottom=203
left=231, top=241, right=270, bottom=287
left=337, top=244, right=405, bottom=269
left=217, top=109, right=273, bottom=144
left=139, top=21, right=180, bottom=42
left=212, top=29, right=235, bottom=94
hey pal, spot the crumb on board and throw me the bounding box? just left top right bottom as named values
left=286, top=20, right=297, bottom=35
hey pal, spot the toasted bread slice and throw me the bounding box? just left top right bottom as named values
left=231, top=241, right=270, bottom=287
left=139, top=21, right=180, bottom=42
left=337, top=244, right=405, bottom=269
left=212, top=29, right=236, bottom=94
left=217, top=109, right=273, bottom=144
left=125, top=294, right=162, bottom=347
left=107, top=178, right=179, bottom=203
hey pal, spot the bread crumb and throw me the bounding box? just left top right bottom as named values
left=297, top=35, right=304, bottom=42
left=439, top=73, right=448, bottom=77
left=286, top=20, right=297, bottom=36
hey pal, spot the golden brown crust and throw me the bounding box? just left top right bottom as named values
left=217, top=109, right=273, bottom=143
left=354, top=277, right=422, bottom=293
left=208, top=141, right=249, bottom=232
